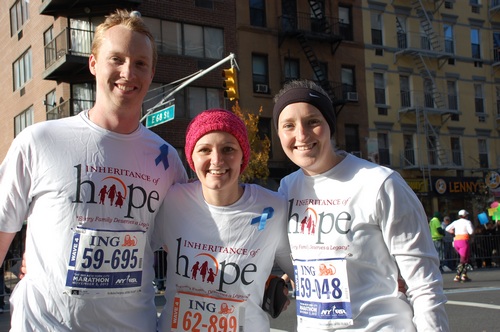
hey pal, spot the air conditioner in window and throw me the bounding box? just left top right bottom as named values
left=346, top=92, right=358, bottom=101
left=256, top=84, right=269, bottom=93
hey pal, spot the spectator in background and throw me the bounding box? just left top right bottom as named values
left=441, top=216, right=455, bottom=271
left=446, top=210, right=474, bottom=282
left=429, top=212, right=446, bottom=271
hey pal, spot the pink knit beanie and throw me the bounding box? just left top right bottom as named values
left=185, top=108, right=250, bottom=174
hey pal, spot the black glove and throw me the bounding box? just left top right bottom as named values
left=262, top=275, right=289, bottom=318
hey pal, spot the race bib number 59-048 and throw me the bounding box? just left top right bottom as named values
left=293, top=257, right=353, bottom=329
left=65, top=226, right=146, bottom=298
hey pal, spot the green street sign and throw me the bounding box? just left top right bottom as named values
left=145, top=105, right=175, bottom=128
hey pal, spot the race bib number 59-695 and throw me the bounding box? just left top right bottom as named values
left=65, top=226, right=146, bottom=298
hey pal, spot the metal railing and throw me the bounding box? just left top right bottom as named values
left=44, top=27, right=93, bottom=69
left=442, top=234, right=500, bottom=270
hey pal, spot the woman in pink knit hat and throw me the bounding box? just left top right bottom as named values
left=153, top=109, right=294, bottom=331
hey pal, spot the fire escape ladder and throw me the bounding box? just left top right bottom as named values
left=416, top=108, right=430, bottom=190
left=411, top=0, right=448, bottom=68
left=413, top=53, right=446, bottom=110
left=296, top=32, right=335, bottom=101
left=307, top=0, right=342, bottom=55
left=418, top=105, right=450, bottom=172
left=308, top=0, right=331, bottom=34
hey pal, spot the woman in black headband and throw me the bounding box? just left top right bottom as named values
left=273, top=79, right=449, bottom=331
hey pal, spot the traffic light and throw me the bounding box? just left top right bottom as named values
left=222, top=67, right=239, bottom=101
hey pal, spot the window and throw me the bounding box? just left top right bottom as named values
left=185, top=25, right=223, bottom=59
left=157, top=87, right=220, bottom=120
left=345, top=124, right=360, bottom=154
left=447, top=80, right=458, bottom=110
left=281, top=0, right=297, bottom=31
left=496, top=86, right=500, bottom=118
left=15, top=106, right=34, bottom=136
left=450, top=137, right=462, bottom=166
left=420, top=25, right=431, bottom=50
left=374, top=73, right=386, bottom=105
left=478, top=138, right=489, bottom=168
left=403, top=134, right=415, bottom=166
left=474, top=83, right=485, bottom=119
left=45, top=90, right=57, bottom=120
left=377, top=133, right=390, bottom=165
left=252, top=54, right=269, bottom=93
left=69, top=19, right=94, bottom=56
left=310, top=0, right=326, bottom=33
left=250, top=0, right=266, bottom=27
left=494, top=32, right=500, bottom=63
left=396, top=16, right=407, bottom=49
left=144, top=18, right=224, bottom=59
left=44, top=27, right=56, bottom=67
left=400, top=75, right=411, bottom=107
left=371, top=12, right=383, bottom=46
left=187, top=87, right=220, bottom=118
left=195, top=0, right=213, bottom=9
left=471, top=28, right=481, bottom=59
left=470, top=0, right=480, bottom=13
left=13, top=48, right=32, bottom=91
left=339, top=6, right=353, bottom=41
left=427, top=135, right=438, bottom=165
left=444, top=24, right=454, bottom=54
left=424, top=78, right=434, bottom=108
left=72, top=83, right=95, bottom=116
left=342, top=66, right=356, bottom=99
left=448, top=80, right=459, bottom=121
left=10, top=0, right=29, bottom=36
left=284, top=58, right=299, bottom=82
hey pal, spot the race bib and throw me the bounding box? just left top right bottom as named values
left=294, top=257, right=353, bottom=329
left=65, top=226, right=146, bottom=298
left=170, top=291, right=245, bottom=332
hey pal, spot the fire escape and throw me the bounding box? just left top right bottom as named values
left=279, top=1, right=346, bottom=117
left=395, top=0, right=459, bottom=190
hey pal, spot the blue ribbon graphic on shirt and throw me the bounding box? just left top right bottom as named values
left=155, top=144, right=170, bottom=170
left=251, top=207, right=274, bottom=231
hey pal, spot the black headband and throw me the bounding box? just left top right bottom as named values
left=273, top=87, right=335, bottom=136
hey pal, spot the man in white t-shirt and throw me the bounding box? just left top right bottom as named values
left=0, top=10, right=187, bottom=331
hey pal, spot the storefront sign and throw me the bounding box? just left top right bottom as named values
left=405, top=179, right=428, bottom=193
left=433, top=177, right=484, bottom=195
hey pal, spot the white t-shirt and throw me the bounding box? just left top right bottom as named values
left=445, top=218, right=474, bottom=236
left=279, top=153, right=449, bottom=332
left=154, top=181, right=294, bottom=332
left=0, top=111, right=187, bottom=331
